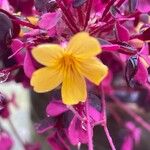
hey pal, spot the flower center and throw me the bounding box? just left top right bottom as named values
left=61, top=54, right=75, bottom=67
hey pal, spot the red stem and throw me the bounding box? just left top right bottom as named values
left=86, top=100, right=94, bottom=150
left=103, top=0, right=126, bottom=22
left=56, top=0, right=79, bottom=32
left=77, top=8, right=84, bottom=29
left=62, top=16, right=77, bottom=34
left=111, top=95, right=150, bottom=132
left=0, top=64, right=22, bottom=73
left=11, top=18, right=38, bottom=29
left=100, top=86, right=116, bottom=150
left=84, top=0, right=93, bottom=30
left=90, top=19, right=114, bottom=35
left=100, top=0, right=116, bottom=21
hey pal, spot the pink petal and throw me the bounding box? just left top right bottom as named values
left=121, top=136, right=133, bottom=150
left=35, top=117, right=57, bottom=134
left=47, top=132, right=70, bottom=150
left=38, top=11, right=61, bottom=30
left=134, top=59, right=148, bottom=85
left=68, top=116, right=88, bottom=145
left=140, top=43, right=149, bottom=55
left=116, top=22, right=130, bottom=42
left=46, top=100, right=68, bottom=117
left=0, top=0, right=10, bottom=11
left=23, top=50, right=36, bottom=78
left=136, top=0, right=150, bottom=13
left=10, top=39, right=24, bottom=63
left=0, top=132, right=13, bottom=150
left=102, top=44, right=120, bottom=51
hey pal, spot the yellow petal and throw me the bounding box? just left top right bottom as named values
left=31, top=67, right=63, bottom=93
left=32, top=44, right=64, bottom=67
left=78, top=57, right=108, bottom=85
left=27, top=16, right=39, bottom=25
left=62, top=68, right=87, bottom=105
left=67, top=32, right=101, bottom=59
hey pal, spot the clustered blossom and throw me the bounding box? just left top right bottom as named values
left=0, top=0, right=150, bottom=150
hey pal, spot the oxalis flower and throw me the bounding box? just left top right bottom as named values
left=31, top=32, right=108, bottom=105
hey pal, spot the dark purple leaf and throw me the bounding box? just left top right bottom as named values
left=110, top=5, right=122, bottom=18
left=98, top=38, right=112, bottom=45
left=8, top=0, right=34, bottom=16
left=60, top=111, right=74, bottom=129
left=72, top=0, right=87, bottom=8
left=128, top=0, right=137, bottom=12
left=0, top=9, right=20, bottom=38
left=141, top=27, right=150, bottom=41
left=125, top=55, right=138, bottom=87
left=118, top=42, right=137, bottom=55
left=88, top=92, right=101, bottom=112
left=35, top=0, right=58, bottom=13
left=99, top=51, right=123, bottom=74
left=88, top=93, right=103, bottom=124
left=47, top=132, right=70, bottom=150
left=115, top=89, right=140, bottom=103
left=34, top=117, right=57, bottom=134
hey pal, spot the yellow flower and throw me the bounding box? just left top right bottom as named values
left=31, top=32, right=108, bottom=105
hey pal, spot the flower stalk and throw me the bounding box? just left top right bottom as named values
left=100, top=85, right=116, bottom=150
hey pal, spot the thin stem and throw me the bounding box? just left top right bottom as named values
left=100, top=86, right=116, bottom=150
left=103, top=0, right=126, bottom=22
left=8, top=118, right=25, bottom=149
left=100, top=0, right=115, bottom=21
left=90, top=19, right=114, bottom=35
left=62, top=16, right=77, bottom=34
left=84, top=0, right=93, bottom=30
left=67, top=105, right=86, bottom=122
left=111, top=95, right=150, bottom=132
left=11, top=18, right=38, bottom=29
left=104, top=126, right=116, bottom=150
left=77, top=8, right=84, bottom=29
left=86, top=100, right=94, bottom=150
left=56, top=0, right=79, bottom=32
left=8, top=46, right=24, bottom=59
left=0, top=64, right=22, bottom=72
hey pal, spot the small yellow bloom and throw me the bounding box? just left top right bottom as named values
left=31, top=32, right=108, bottom=105
left=27, top=16, right=39, bottom=25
